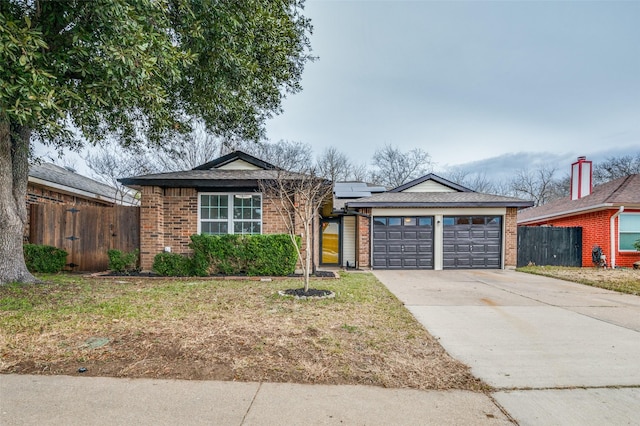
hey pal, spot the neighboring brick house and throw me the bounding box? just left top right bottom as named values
left=26, top=163, right=137, bottom=241
left=121, top=150, right=533, bottom=272
left=518, top=157, right=640, bottom=268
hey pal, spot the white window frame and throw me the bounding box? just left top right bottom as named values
left=198, top=192, right=262, bottom=235
left=618, top=213, right=640, bottom=252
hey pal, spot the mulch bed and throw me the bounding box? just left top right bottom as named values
left=278, top=288, right=335, bottom=299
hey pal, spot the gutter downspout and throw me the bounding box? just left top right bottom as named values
left=610, top=206, right=624, bottom=269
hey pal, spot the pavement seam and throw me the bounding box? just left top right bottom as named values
left=493, top=384, right=640, bottom=392
left=240, top=381, right=262, bottom=425
left=486, top=393, right=520, bottom=425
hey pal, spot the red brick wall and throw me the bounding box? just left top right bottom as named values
left=521, top=209, right=640, bottom=268
left=162, top=188, right=199, bottom=255
left=139, top=188, right=313, bottom=271
left=140, top=186, right=165, bottom=270
left=356, top=208, right=371, bottom=268
left=505, top=208, right=518, bottom=268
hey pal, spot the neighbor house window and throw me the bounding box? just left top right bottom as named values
left=618, top=213, right=640, bottom=251
left=199, top=193, right=262, bottom=235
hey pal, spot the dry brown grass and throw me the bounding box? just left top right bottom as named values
left=517, top=266, right=640, bottom=295
left=0, top=272, right=486, bottom=391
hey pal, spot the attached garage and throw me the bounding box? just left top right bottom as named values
left=373, top=216, right=434, bottom=269
left=442, top=216, right=502, bottom=269
left=343, top=174, right=533, bottom=270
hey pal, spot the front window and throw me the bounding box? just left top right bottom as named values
left=199, top=193, right=262, bottom=235
left=619, top=213, right=640, bottom=251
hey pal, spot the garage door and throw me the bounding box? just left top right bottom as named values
left=373, top=216, right=434, bottom=269
left=443, top=216, right=502, bottom=269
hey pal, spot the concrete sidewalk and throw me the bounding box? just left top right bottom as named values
left=0, top=374, right=512, bottom=425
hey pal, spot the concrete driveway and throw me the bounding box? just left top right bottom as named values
left=373, top=269, right=640, bottom=425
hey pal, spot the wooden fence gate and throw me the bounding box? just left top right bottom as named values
left=517, top=226, right=582, bottom=267
left=29, top=204, right=140, bottom=272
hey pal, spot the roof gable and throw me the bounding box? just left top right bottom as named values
left=192, top=150, right=277, bottom=171
left=391, top=174, right=473, bottom=193
left=216, top=159, right=262, bottom=170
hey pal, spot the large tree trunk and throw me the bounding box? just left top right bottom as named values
left=0, top=121, right=39, bottom=285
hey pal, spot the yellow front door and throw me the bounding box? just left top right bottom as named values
left=321, top=220, right=340, bottom=265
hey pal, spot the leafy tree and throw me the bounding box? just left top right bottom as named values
left=0, top=0, right=313, bottom=284
left=593, top=153, right=640, bottom=185
left=370, top=144, right=433, bottom=188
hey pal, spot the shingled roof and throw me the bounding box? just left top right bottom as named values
left=29, top=163, right=137, bottom=206
left=518, top=174, right=640, bottom=224
left=118, top=169, right=314, bottom=189
left=347, top=191, right=533, bottom=208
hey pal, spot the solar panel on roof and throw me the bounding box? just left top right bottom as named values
left=335, top=191, right=372, bottom=198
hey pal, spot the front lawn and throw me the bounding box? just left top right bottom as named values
left=517, top=266, right=640, bottom=295
left=0, top=272, right=485, bottom=391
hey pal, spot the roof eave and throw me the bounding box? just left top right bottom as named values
left=347, top=201, right=534, bottom=208
left=516, top=202, right=640, bottom=224
left=117, top=178, right=262, bottom=189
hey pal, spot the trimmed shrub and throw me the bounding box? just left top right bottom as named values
left=189, top=234, right=299, bottom=276
left=24, top=244, right=68, bottom=273
left=152, top=252, right=193, bottom=277
left=190, top=234, right=244, bottom=276
left=107, top=249, right=139, bottom=274
left=244, top=234, right=299, bottom=276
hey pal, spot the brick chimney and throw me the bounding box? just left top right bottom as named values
left=571, top=156, right=592, bottom=200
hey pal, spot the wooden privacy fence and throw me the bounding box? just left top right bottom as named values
left=29, top=204, right=140, bottom=272
left=517, top=226, right=582, bottom=267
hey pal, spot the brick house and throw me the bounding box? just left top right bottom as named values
left=517, top=157, right=640, bottom=268
left=119, top=151, right=314, bottom=271
left=121, top=151, right=533, bottom=271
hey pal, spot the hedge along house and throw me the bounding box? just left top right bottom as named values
left=119, top=151, right=325, bottom=271
left=518, top=157, right=640, bottom=268
left=325, top=175, right=533, bottom=270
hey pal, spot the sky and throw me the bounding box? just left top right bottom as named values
left=265, top=0, right=640, bottom=180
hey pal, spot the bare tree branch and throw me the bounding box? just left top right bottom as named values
left=258, top=168, right=332, bottom=292
left=317, top=146, right=351, bottom=182
left=593, top=153, right=640, bottom=184
left=508, top=167, right=565, bottom=206
left=370, top=144, right=433, bottom=188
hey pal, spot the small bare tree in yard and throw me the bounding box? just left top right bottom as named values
left=259, top=169, right=332, bottom=293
